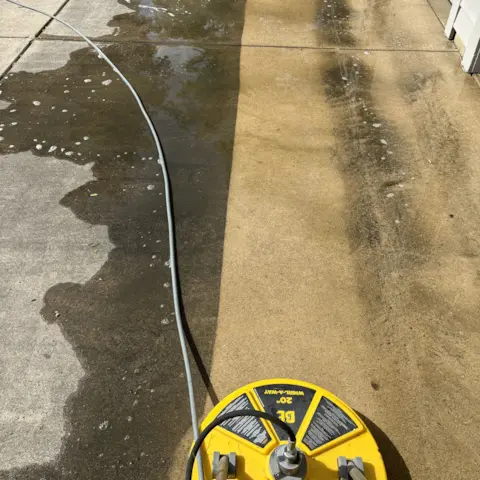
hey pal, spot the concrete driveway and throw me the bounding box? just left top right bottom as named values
left=0, top=0, right=479, bottom=479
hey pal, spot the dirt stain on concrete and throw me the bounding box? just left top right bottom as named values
left=323, top=55, right=430, bottom=270
left=0, top=0, right=245, bottom=477
left=320, top=51, right=420, bottom=480
left=317, top=2, right=480, bottom=477
left=315, top=0, right=355, bottom=46
left=315, top=5, right=419, bottom=478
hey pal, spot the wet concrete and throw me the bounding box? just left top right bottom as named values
left=0, top=0, right=245, bottom=476
left=42, top=0, right=246, bottom=44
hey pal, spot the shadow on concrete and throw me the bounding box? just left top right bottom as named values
left=358, top=413, right=412, bottom=480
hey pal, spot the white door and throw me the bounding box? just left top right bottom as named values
left=445, top=0, right=480, bottom=73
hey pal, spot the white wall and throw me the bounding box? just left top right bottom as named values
left=445, top=0, right=480, bottom=73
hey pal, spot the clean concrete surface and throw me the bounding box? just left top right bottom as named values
left=0, top=38, right=26, bottom=76
left=1, top=0, right=480, bottom=479
left=9, top=37, right=85, bottom=72
left=0, top=0, right=68, bottom=76
left=0, top=23, right=241, bottom=479
left=1, top=45, right=108, bottom=470
left=1, top=0, right=66, bottom=36
left=41, top=0, right=132, bottom=38
left=0, top=152, right=107, bottom=468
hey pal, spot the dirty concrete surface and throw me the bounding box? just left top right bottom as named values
left=0, top=0, right=479, bottom=479
left=427, top=0, right=452, bottom=26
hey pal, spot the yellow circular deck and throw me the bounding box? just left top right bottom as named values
left=193, top=379, right=387, bottom=479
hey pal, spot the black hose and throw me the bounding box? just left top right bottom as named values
left=185, top=409, right=296, bottom=480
